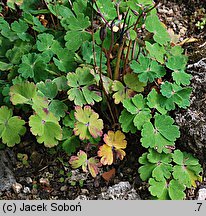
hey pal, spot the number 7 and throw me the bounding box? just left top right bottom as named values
left=197, top=203, right=202, bottom=211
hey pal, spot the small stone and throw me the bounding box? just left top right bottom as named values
left=60, top=185, right=68, bottom=192
left=23, top=187, right=31, bottom=194
left=39, top=178, right=50, bottom=186
left=75, top=195, right=89, bottom=200
left=25, top=177, right=33, bottom=184
left=12, top=182, right=22, bottom=194
left=81, top=189, right=89, bottom=195
left=198, top=188, right=206, bottom=200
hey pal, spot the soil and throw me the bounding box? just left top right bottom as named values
left=0, top=0, right=206, bottom=200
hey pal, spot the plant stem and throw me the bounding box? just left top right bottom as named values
left=114, top=37, right=125, bottom=80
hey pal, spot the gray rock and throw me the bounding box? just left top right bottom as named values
left=197, top=188, right=206, bottom=200
left=12, top=182, right=22, bottom=194
left=98, top=182, right=141, bottom=200
left=175, top=58, right=206, bottom=163
left=75, top=195, right=89, bottom=200
left=0, top=150, right=16, bottom=192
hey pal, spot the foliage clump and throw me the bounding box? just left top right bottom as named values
left=0, top=0, right=202, bottom=200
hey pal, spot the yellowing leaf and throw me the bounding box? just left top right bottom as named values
left=69, top=150, right=101, bottom=177
left=98, top=130, right=127, bottom=165
left=103, top=130, right=127, bottom=149
left=98, top=144, right=113, bottom=165
left=74, top=106, right=103, bottom=140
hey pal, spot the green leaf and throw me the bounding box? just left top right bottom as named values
left=95, top=0, right=116, bottom=21
left=140, top=114, right=180, bottom=153
left=130, top=54, right=166, bottom=83
left=0, top=17, right=18, bottom=41
left=10, top=81, right=37, bottom=105
left=123, top=94, right=152, bottom=130
left=0, top=106, right=26, bottom=147
left=119, top=109, right=137, bottom=133
left=138, top=152, right=157, bottom=181
left=149, top=178, right=185, bottom=200
left=0, top=61, right=13, bottom=71
left=160, top=81, right=192, bottom=110
left=53, top=48, right=76, bottom=72
left=155, top=114, right=180, bottom=142
left=138, top=149, right=172, bottom=181
left=36, top=33, right=56, bottom=62
left=23, top=12, right=46, bottom=33
left=64, top=13, right=91, bottom=51
left=74, top=106, right=103, bottom=140
left=82, top=41, right=107, bottom=71
left=18, top=53, right=48, bottom=82
left=147, top=88, right=167, bottom=114
left=168, top=179, right=186, bottom=200
left=11, top=19, right=31, bottom=41
left=45, top=0, right=73, bottom=18
left=52, top=76, right=68, bottom=91
left=67, top=67, right=102, bottom=106
left=123, top=73, right=147, bottom=92
left=172, top=70, right=191, bottom=86
left=62, top=135, right=80, bottom=156
left=37, top=80, right=58, bottom=99
left=166, top=55, right=187, bottom=70
left=145, top=42, right=166, bottom=64
left=112, top=80, right=135, bottom=104
left=63, top=111, right=75, bottom=129
left=29, top=108, right=62, bottom=147
left=145, top=14, right=170, bottom=45
left=172, top=150, right=202, bottom=188
left=49, top=100, right=68, bottom=119
left=6, top=40, right=32, bottom=64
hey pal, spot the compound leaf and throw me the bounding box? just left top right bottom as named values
left=123, top=94, right=152, bottom=130
left=172, top=150, right=202, bottom=188
left=0, top=106, right=26, bottom=147
left=98, top=130, right=127, bottom=165
left=18, top=53, right=48, bottom=82
left=64, top=13, right=91, bottom=51
left=69, top=150, right=101, bottom=177
left=74, top=106, right=103, bottom=140
left=160, top=81, right=192, bottom=110
left=141, top=114, right=180, bottom=153
left=149, top=178, right=185, bottom=200
left=29, top=108, right=62, bottom=147
left=130, top=54, right=166, bottom=83
left=112, top=80, right=135, bottom=104
left=67, top=67, right=101, bottom=106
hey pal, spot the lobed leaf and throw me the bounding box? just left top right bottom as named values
left=140, top=114, right=180, bottom=153
left=98, top=130, right=127, bottom=165
left=74, top=106, right=103, bottom=140
left=0, top=106, right=26, bottom=147
left=10, top=81, right=36, bottom=105
left=130, top=54, right=166, bottom=83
